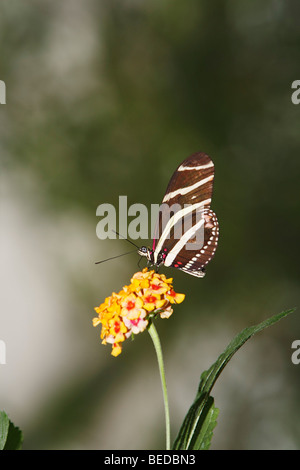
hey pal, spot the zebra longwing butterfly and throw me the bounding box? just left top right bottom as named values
left=138, top=152, right=219, bottom=277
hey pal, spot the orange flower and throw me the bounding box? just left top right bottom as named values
left=165, top=289, right=186, bottom=305
left=93, top=268, right=185, bottom=357
left=121, top=293, right=146, bottom=319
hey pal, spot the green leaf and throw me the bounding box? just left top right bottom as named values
left=173, top=308, right=295, bottom=450
left=189, top=396, right=219, bottom=450
left=0, top=411, right=23, bottom=450
left=0, top=411, right=10, bottom=450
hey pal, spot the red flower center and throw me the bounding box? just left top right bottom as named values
left=145, top=295, right=156, bottom=303
left=126, top=300, right=135, bottom=310
left=150, top=283, right=160, bottom=290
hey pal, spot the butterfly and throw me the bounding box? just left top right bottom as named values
left=137, top=152, right=219, bottom=277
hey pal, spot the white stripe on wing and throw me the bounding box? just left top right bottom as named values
left=162, top=174, right=214, bottom=203
left=177, top=161, right=214, bottom=171
left=153, top=201, right=209, bottom=263
left=164, top=217, right=205, bottom=267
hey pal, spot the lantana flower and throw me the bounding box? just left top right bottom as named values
left=93, top=268, right=185, bottom=357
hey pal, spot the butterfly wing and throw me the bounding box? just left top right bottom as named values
left=162, top=152, right=215, bottom=207
left=152, top=152, right=218, bottom=276
left=164, top=209, right=219, bottom=277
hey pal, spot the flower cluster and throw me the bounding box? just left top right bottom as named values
left=93, top=268, right=185, bottom=357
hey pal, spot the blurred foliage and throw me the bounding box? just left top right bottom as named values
left=1, top=0, right=299, bottom=449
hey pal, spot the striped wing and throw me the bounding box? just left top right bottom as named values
left=153, top=152, right=218, bottom=277
left=161, top=152, right=214, bottom=208
left=164, top=209, right=219, bottom=277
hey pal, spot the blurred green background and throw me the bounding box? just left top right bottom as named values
left=1, top=0, right=299, bottom=449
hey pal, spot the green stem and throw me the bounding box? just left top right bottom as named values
left=148, top=321, right=171, bottom=450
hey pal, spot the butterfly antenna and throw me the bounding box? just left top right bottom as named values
left=95, top=249, right=137, bottom=265
left=111, top=230, right=139, bottom=249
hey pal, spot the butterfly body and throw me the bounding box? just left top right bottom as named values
left=138, top=152, right=219, bottom=278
